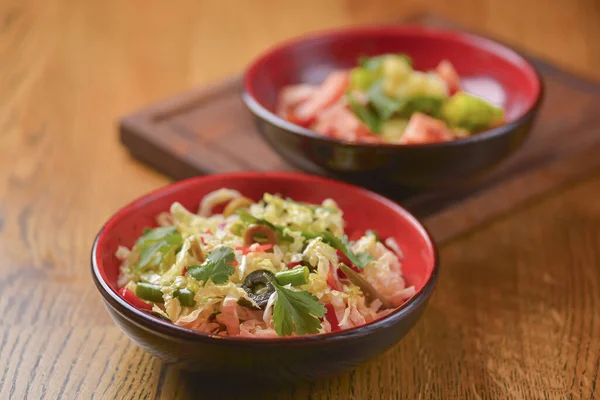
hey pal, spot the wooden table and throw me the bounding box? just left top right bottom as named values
left=1, top=1, right=599, bottom=399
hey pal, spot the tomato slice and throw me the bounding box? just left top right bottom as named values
left=399, top=113, right=454, bottom=145
left=235, top=244, right=274, bottom=255
left=336, top=250, right=361, bottom=279
left=436, top=60, right=461, bottom=95
left=294, top=71, right=350, bottom=124
left=327, top=265, right=342, bottom=291
left=324, top=304, right=340, bottom=332
left=287, top=261, right=302, bottom=270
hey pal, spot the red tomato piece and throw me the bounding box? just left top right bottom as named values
left=235, top=244, right=274, bottom=255
left=327, top=265, right=342, bottom=291
left=324, top=304, right=340, bottom=332
left=294, top=71, right=350, bottom=124
left=287, top=261, right=302, bottom=269
left=278, top=84, right=316, bottom=122
left=336, top=249, right=362, bottom=279
left=399, top=113, right=454, bottom=145
left=285, top=110, right=309, bottom=127
left=311, top=101, right=373, bottom=142
left=118, top=287, right=152, bottom=311
left=436, top=60, right=461, bottom=95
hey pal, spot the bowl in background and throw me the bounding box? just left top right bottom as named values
left=91, top=172, right=439, bottom=383
left=243, top=25, right=543, bottom=188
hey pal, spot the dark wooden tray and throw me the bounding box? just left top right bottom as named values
left=120, top=14, right=600, bottom=244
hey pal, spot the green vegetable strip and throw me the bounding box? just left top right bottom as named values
left=237, top=209, right=374, bottom=269
left=301, top=231, right=374, bottom=269
left=346, top=93, right=381, bottom=133
left=275, top=266, right=310, bottom=286
left=349, top=68, right=378, bottom=91
left=135, top=283, right=164, bottom=303
left=367, top=81, right=402, bottom=120
left=174, top=288, right=196, bottom=307
left=236, top=210, right=293, bottom=242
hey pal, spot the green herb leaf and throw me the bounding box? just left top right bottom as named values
left=328, top=233, right=374, bottom=270
left=398, top=96, right=445, bottom=119
left=367, top=81, right=403, bottom=120
left=347, top=92, right=382, bottom=133
left=237, top=209, right=278, bottom=230
left=136, top=226, right=178, bottom=246
left=266, top=275, right=326, bottom=336
left=138, top=241, right=164, bottom=268
left=302, top=231, right=374, bottom=269
left=236, top=210, right=294, bottom=242
left=135, top=226, right=183, bottom=270
left=187, top=246, right=235, bottom=286
left=237, top=210, right=374, bottom=269
left=367, top=81, right=445, bottom=120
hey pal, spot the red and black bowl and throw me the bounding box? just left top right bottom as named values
left=91, top=172, right=439, bottom=384
left=243, top=25, right=543, bottom=188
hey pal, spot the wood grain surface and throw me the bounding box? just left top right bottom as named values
left=0, top=1, right=599, bottom=399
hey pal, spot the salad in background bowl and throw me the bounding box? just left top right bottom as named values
left=278, top=54, right=504, bottom=144
left=243, top=25, right=543, bottom=188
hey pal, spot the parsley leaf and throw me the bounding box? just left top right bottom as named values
left=135, top=226, right=182, bottom=270
left=187, top=247, right=235, bottom=286
left=346, top=92, right=382, bottom=133
left=266, top=275, right=326, bottom=336
left=367, top=80, right=403, bottom=120
left=136, top=226, right=178, bottom=245
left=367, top=81, right=444, bottom=120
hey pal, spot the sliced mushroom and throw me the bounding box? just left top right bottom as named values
left=223, top=196, right=253, bottom=217
left=243, top=224, right=277, bottom=245
left=339, top=264, right=394, bottom=309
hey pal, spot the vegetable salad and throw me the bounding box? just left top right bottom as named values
left=116, top=189, right=415, bottom=337
left=278, top=54, right=504, bottom=144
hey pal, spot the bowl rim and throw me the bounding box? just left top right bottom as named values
left=91, top=171, right=440, bottom=346
left=242, top=24, right=545, bottom=150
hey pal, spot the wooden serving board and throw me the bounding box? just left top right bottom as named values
left=120, top=14, right=600, bottom=244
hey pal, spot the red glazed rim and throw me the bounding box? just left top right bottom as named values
left=242, top=24, right=544, bottom=149
left=91, top=172, right=439, bottom=346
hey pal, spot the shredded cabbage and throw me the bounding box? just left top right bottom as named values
left=116, top=190, right=413, bottom=337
